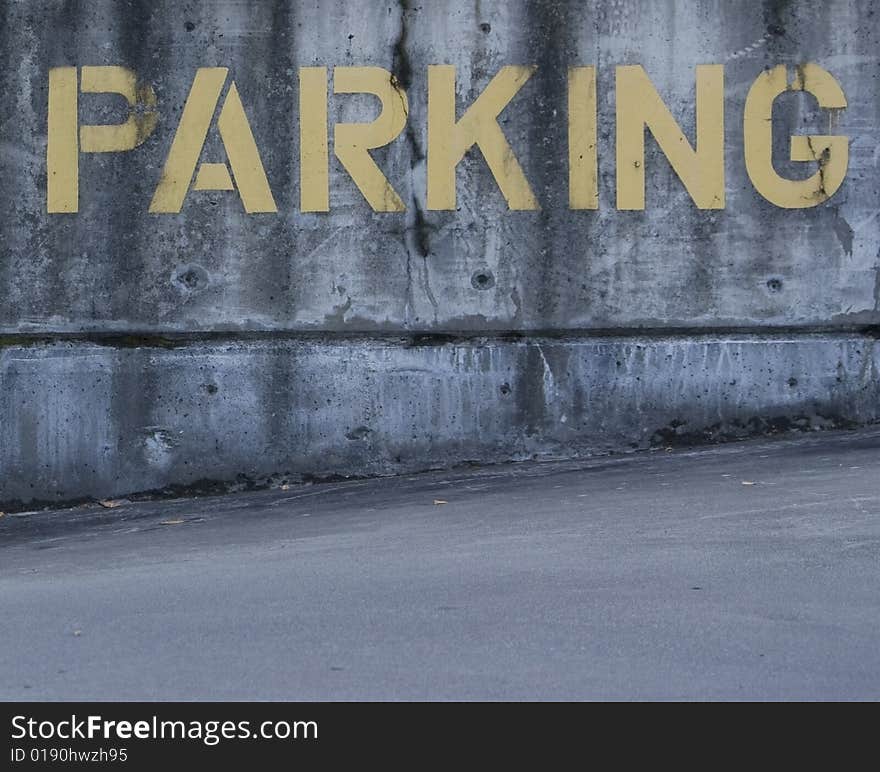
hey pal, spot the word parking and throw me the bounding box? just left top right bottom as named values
left=46, top=63, right=848, bottom=214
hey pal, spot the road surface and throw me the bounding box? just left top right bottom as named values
left=1, top=430, right=879, bottom=700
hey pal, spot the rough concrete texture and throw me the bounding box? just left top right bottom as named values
left=1, top=0, right=879, bottom=505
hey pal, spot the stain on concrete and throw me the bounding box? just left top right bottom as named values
left=831, top=208, right=855, bottom=256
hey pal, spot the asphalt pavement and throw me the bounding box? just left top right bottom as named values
left=1, top=429, right=879, bottom=700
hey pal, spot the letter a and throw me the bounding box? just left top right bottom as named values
left=150, top=68, right=276, bottom=213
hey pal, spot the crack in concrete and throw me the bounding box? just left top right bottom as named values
left=875, top=246, right=880, bottom=312
left=393, top=0, right=438, bottom=322
left=804, top=134, right=831, bottom=201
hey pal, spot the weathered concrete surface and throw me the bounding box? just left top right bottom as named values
left=2, top=335, right=878, bottom=506
left=2, top=0, right=878, bottom=332
left=2, top=430, right=879, bottom=699
left=1, top=1, right=879, bottom=504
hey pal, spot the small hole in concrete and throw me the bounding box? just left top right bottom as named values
left=471, top=270, right=495, bottom=290
left=184, top=21, right=196, bottom=32
left=182, top=270, right=199, bottom=288
left=766, top=277, right=783, bottom=293
left=479, top=22, right=491, bottom=33
left=787, top=377, right=798, bottom=387
left=172, top=264, right=209, bottom=294
left=499, top=383, right=511, bottom=395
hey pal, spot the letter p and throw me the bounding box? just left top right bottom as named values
left=47, top=66, right=158, bottom=213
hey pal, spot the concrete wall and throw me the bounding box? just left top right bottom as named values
left=1, top=0, right=879, bottom=507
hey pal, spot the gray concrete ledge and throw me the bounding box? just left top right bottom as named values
left=2, top=334, right=878, bottom=507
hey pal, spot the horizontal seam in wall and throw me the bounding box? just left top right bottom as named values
left=0, top=325, right=879, bottom=349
